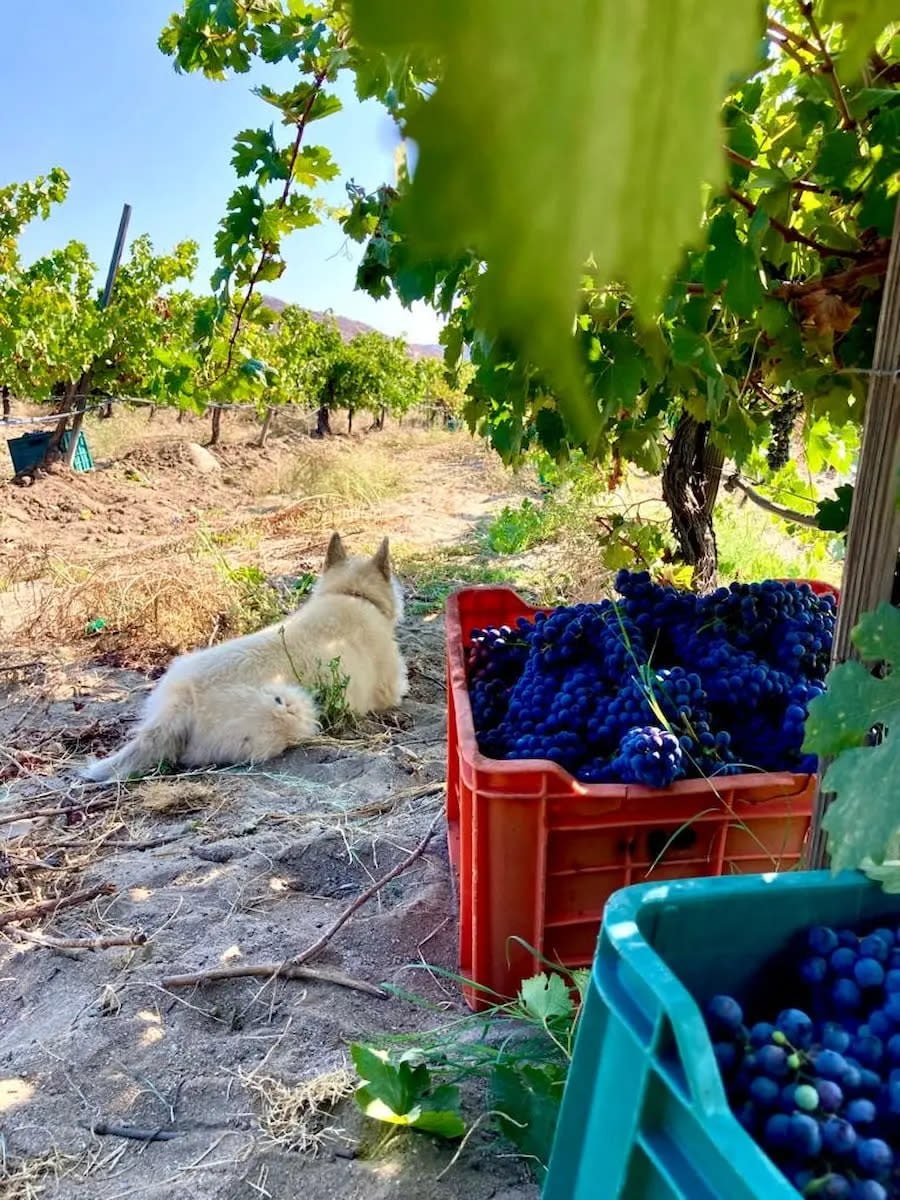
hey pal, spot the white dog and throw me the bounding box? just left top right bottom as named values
left=81, top=534, right=408, bottom=781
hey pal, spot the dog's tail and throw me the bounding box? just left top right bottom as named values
left=80, top=705, right=191, bottom=783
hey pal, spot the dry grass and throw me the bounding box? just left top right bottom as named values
left=23, top=546, right=292, bottom=668
left=0, top=1149, right=91, bottom=1200
left=242, top=1066, right=356, bottom=1155
left=251, top=436, right=408, bottom=507
left=26, top=557, right=230, bottom=664
left=132, top=777, right=220, bottom=815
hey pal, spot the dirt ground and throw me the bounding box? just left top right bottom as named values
left=0, top=409, right=541, bottom=1200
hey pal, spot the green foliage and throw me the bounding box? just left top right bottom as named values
left=394, top=548, right=518, bottom=615
left=223, top=563, right=286, bottom=632
left=803, top=604, right=900, bottom=878
left=482, top=499, right=560, bottom=556
left=0, top=185, right=199, bottom=403
left=822, top=0, right=900, bottom=75
left=312, top=655, right=353, bottom=731
left=157, top=1, right=896, bottom=573
left=267, top=303, right=427, bottom=422
left=352, top=0, right=763, bottom=435
left=339, top=5, right=896, bottom=563
left=351, top=966, right=587, bottom=1175
left=0, top=169, right=69, bottom=276
left=351, top=1044, right=466, bottom=1138
left=158, top=1, right=357, bottom=394
left=816, top=483, right=855, bottom=533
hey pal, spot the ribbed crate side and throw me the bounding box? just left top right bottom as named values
left=446, top=587, right=824, bottom=1011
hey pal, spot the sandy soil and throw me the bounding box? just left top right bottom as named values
left=0, top=411, right=540, bottom=1200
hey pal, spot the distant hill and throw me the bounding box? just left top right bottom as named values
left=260, top=295, right=443, bottom=361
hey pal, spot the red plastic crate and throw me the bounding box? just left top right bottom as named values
left=445, top=582, right=838, bottom=1011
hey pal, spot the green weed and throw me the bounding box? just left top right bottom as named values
left=394, top=548, right=519, bottom=614
left=481, top=498, right=560, bottom=555
left=312, top=655, right=354, bottom=732
left=220, top=563, right=286, bottom=633
left=351, top=960, right=587, bottom=1180
left=714, top=500, right=841, bottom=587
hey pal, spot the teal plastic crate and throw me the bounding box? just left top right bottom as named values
left=7, top=429, right=93, bottom=474
left=543, top=870, right=900, bottom=1200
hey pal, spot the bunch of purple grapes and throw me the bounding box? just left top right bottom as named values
left=706, top=921, right=900, bottom=1198
left=463, top=572, right=836, bottom=786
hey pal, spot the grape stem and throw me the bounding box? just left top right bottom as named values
left=724, top=473, right=820, bottom=528
left=798, top=1, right=857, bottom=133
left=213, top=64, right=331, bottom=385
left=727, top=188, right=867, bottom=261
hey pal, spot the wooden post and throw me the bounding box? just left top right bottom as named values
left=177, top=408, right=186, bottom=425
left=210, top=406, right=222, bottom=446
left=1, top=386, right=9, bottom=418
left=64, top=203, right=132, bottom=469
left=807, top=200, right=900, bottom=868
left=259, top=406, right=274, bottom=447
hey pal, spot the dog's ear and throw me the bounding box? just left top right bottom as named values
left=372, top=537, right=391, bottom=580
left=324, top=532, right=347, bottom=570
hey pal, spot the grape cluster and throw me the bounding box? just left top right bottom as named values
left=464, top=572, right=836, bottom=786
left=707, top=920, right=900, bottom=1198
left=466, top=620, right=532, bottom=741
left=768, top=395, right=804, bottom=472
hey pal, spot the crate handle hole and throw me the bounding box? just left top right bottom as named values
left=646, top=827, right=698, bottom=862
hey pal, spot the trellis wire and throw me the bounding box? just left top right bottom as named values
left=0, top=395, right=277, bottom=429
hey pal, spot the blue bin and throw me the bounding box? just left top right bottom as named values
left=543, top=870, right=900, bottom=1200
left=7, top=429, right=93, bottom=474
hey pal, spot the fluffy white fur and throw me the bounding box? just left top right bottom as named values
left=81, top=534, right=407, bottom=782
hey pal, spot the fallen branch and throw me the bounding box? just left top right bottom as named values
left=0, top=661, right=42, bottom=672
left=161, top=808, right=443, bottom=990
left=0, top=796, right=118, bottom=826
left=290, top=807, right=443, bottom=966
left=92, top=1122, right=180, bottom=1142
left=724, top=473, right=820, bottom=528
left=161, top=962, right=387, bottom=997
left=13, top=928, right=145, bottom=951
left=0, top=882, right=116, bottom=929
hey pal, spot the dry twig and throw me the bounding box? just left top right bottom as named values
left=0, top=882, right=116, bottom=929
left=161, top=962, right=386, bottom=997
left=161, top=808, right=443, bottom=990
left=13, top=928, right=146, bottom=951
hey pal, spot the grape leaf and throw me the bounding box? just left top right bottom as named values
left=821, top=0, right=900, bottom=76
left=821, top=743, right=900, bottom=874
left=590, top=332, right=653, bottom=417
left=815, top=483, right=854, bottom=534
left=815, top=130, right=865, bottom=187
left=491, top=1061, right=568, bottom=1175
left=703, top=211, right=743, bottom=292
left=351, top=0, right=762, bottom=439
left=518, top=972, right=573, bottom=1024
left=803, top=604, right=900, bottom=875
left=350, top=1044, right=466, bottom=1139
left=231, top=127, right=288, bottom=184
left=861, top=832, right=900, bottom=892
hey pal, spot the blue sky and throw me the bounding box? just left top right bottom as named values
left=4, top=1, right=442, bottom=344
